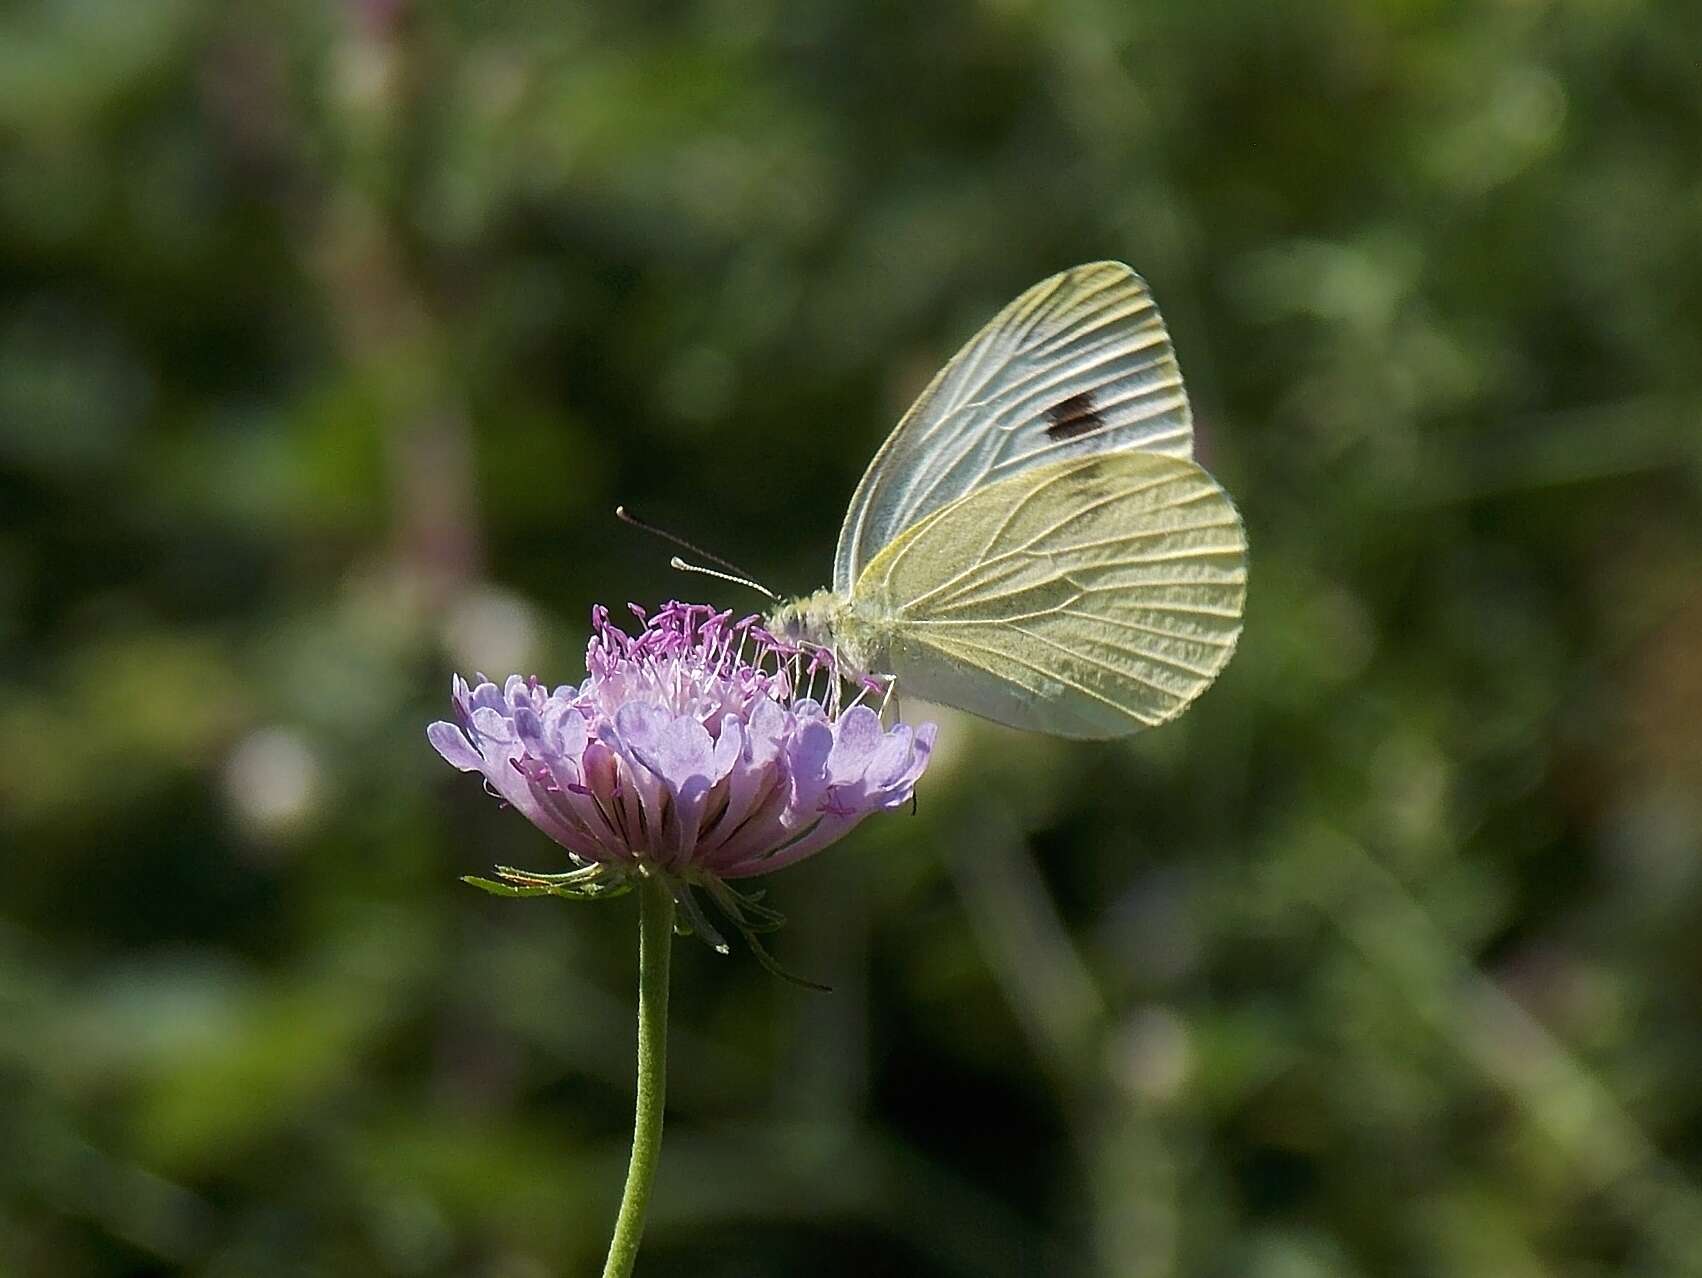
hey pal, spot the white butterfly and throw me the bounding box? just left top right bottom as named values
left=768, top=261, right=1247, bottom=738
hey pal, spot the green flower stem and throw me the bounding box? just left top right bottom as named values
left=601, top=874, right=675, bottom=1278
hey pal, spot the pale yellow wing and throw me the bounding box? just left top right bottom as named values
left=850, top=452, right=1245, bottom=738
left=832, top=262, right=1194, bottom=595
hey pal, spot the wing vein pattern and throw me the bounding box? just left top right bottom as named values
left=832, top=261, right=1196, bottom=594
left=854, top=451, right=1246, bottom=738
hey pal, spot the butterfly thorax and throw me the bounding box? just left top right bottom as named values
left=766, top=589, right=893, bottom=683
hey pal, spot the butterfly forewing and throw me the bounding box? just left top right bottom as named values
left=832, top=262, right=1195, bottom=595
left=852, top=452, right=1245, bottom=738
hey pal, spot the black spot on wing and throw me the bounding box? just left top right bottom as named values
left=1044, top=390, right=1104, bottom=441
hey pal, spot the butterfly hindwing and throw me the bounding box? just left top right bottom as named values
left=851, top=452, right=1245, bottom=738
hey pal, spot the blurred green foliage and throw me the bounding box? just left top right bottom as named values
left=3, top=0, right=1702, bottom=1274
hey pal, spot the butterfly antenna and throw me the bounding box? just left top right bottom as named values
left=615, top=505, right=771, bottom=584
left=667, top=556, right=777, bottom=602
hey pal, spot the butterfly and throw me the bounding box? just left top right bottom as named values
left=766, top=261, right=1247, bottom=739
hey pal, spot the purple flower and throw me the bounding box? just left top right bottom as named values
left=429, top=602, right=934, bottom=954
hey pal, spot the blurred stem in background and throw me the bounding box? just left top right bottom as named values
left=602, top=874, right=676, bottom=1278
left=949, top=809, right=1175, bottom=1278
left=323, top=0, right=482, bottom=604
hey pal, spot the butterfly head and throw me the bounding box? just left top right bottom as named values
left=765, top=589, right=843, bottom=649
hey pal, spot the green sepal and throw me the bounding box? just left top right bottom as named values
left=461, top=863, right=634, bottom=902
left=739, top=927, right=832, bottom=993
left=698, top=875, right=831, bottom=992
left=461, top=875, right=554, bottom=898
left=671, top=881, right=731, bottom=954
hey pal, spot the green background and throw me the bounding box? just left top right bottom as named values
left=3, top=1, right=1701, bottom=1274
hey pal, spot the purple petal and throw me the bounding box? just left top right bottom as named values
left=698, top=777, right=789, bottom=868
left=744, top=697, right=788, bottom=766
left=786, top=717, right=835, bottom=813
left=581, top=741, right=620, bottom=802
left=868, top=721, right=936, bottom=806
left=720, top=812, right=860, bottom=879
left=826, top=706, right=883, bottom=782
left=428, top=721, right=483, bottom=772
left=513, top=705, right=546, bottom=753
left=863, top=724, right=916, bottom=790
left=468, top=680, right=505, bottom=713
left=710, top=714, right=743, bottom=782
left=613, top=702, right=678, bottom=771
left=616, top=704, right=730, bottom=795
left=543, top=703, right=588, bottom=760
left=650, top=714, right=716, bottom=785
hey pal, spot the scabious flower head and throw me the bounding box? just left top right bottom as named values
left=429, top=602, right=935, bottom=952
